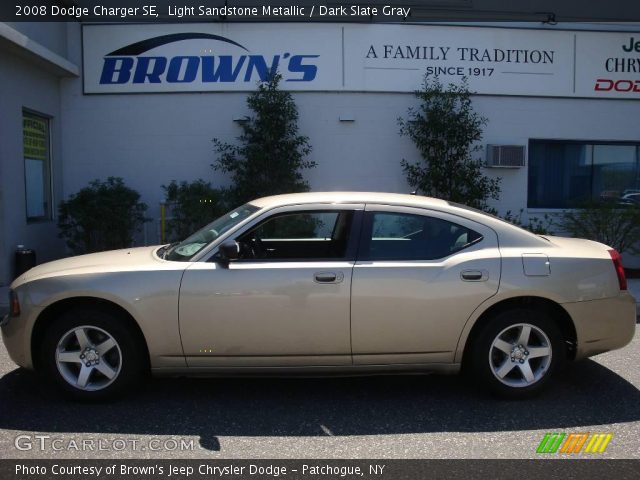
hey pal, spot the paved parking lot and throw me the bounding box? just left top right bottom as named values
left=0, top=325, right=639, bottom=459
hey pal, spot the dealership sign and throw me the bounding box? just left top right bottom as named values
left=83, top=24, right=341, bottom=92
left=99, top=34, right=319, bottom=85
left=343, top=24, right=572, bottom=97
left=83, top=24, right=639, bottom=98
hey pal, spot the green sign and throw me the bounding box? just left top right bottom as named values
left=23, top=116, right=48, bottom=160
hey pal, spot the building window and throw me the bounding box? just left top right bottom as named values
left=528, top=140, right=640, bottom=208
left=23, top=111, right=52, bottom=221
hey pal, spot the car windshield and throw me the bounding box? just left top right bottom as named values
left=162, top=204, right=260, bottom=261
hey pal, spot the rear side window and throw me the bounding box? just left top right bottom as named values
left=361, top=212, right=482, bottom=261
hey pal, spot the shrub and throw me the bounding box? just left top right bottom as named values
left=58, top=177, right=148, bottom=254
left=162, top=180, right=228, bottom=241
left=559, top=203, right=640, bottom=254
left=500, top=209, right=554, bottom=235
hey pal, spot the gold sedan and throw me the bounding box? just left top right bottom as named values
left=2, top=192, right=636, bottom=400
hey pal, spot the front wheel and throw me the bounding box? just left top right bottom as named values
left=467, top=309, right=565, bottom=399
left=40, top=308, right=145, bottom=401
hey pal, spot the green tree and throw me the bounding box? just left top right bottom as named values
left=399, top=76, right=500, bottom=209
left=58, top=177, right=147, bottom=254
left=212, top=72, right=315, bottom=205
left=162, top=180, right=228, bottom=241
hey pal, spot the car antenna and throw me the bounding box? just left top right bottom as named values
left=410, top=190, right=417, bottom=195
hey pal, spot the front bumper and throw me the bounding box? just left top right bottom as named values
left=562, top=292, right=637, bottom=359
left=1, top=304, right=43, bottom=370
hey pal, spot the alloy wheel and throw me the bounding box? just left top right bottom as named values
left=55, top=325, right=122, bottom=391
left=488, top=323, right=552, bottom=388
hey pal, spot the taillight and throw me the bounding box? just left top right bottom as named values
left=9, top=290, right=20, bottom=317
left=608, top=249, right=627, bottom=291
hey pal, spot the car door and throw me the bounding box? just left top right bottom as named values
left=179, top=203, right=363, bottom=367
left=351, top=204, right=500, bottom=365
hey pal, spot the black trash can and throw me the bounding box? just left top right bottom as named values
left=14, top=245, right=36, bottom=279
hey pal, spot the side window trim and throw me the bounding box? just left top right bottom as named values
left=345, top=209, right=364, bottom=261
left=356, top=209, right=375, bottom=263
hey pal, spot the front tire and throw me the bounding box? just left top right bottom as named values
left=40, top=308, right=145, bottom=401
left=467, top=308, right=565, bottom=399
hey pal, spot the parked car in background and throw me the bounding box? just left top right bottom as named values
left=619, top=192, right=640, bottom=206
left=2, top=192, right=636, bottom=400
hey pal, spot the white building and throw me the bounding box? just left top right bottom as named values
left=1, top=20, right=639, bottom=285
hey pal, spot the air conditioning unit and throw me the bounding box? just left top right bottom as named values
left=486, top=145, right=526, bottom=168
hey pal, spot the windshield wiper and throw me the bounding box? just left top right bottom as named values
left=160, top=242, right=180, bottom=259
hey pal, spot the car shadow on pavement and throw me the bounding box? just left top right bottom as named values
left=0, top=359, right=638, bottom=451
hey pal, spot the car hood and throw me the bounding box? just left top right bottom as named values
left=12, top=246, right=165, bottom=288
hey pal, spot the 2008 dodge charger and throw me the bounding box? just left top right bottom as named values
left=2, top=192, right=636, bottom=400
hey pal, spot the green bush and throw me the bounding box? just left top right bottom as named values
left=58, top=177, right=148, bottom=254
left=500, top=209, right=554, bottom=235
left=559, top=203, right=640, bottom=254
left=482, top=207, right=554, bottom=235
left=162, top=180, right=228, bottom=242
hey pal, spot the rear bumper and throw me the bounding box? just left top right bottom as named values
left=562, top=293, right=636, bottom=360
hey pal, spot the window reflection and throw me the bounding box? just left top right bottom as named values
left=528, top=141, right=640, bottom=208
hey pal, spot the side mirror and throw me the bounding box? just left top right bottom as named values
left=217, top=241, right=240, bottom=267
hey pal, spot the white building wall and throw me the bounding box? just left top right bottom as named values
left=0, top=51, right=66, bottom=283
left=59, top=81, right=640, bottom=224
left=5, top=22, right=68, bottom=58
left=2, top=21, right=640, bottom=285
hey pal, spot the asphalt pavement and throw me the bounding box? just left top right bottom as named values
left=0, top=327, right=639, bottom=460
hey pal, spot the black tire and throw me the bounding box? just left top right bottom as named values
left=466, top=308, right=565, bottom=399
left=40, top=307, right=146, bottom=401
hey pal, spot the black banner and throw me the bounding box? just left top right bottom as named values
left=2, top=0, right=640, bottom=23
left=2, top=460, right=640, bottom=480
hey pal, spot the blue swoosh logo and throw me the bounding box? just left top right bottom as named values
left=106, top=33, right=249, bottom=56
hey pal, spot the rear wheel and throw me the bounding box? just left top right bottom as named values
left=40, top=308, right=145, bottom=401
left=467, top=308, right=565, bottom=399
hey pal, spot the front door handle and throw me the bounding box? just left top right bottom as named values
left=314, top=271, right=344, bottom=283
left=461, top=270, right=488, bottom=281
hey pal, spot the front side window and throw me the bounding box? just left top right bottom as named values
left=361, top=212, right=482, bottom=261
left=23, top=111, right=52, bottom=221
left=528, top=140, right=640, bottom=208
left=237, top=210, right=353, bottom=260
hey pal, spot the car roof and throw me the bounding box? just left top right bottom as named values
left=249, top=191, right=450, bottom=208
left=248, top=191, right=547, bottom=247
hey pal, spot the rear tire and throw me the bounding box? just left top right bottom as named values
left=40, top=308, right=145, bottom=401
left=467, top=308, right=565, bottom=399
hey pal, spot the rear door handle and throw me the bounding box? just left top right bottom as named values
left=314, top=271, right=344, bottom=283
left=461, top=270, right=488, bottom=281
